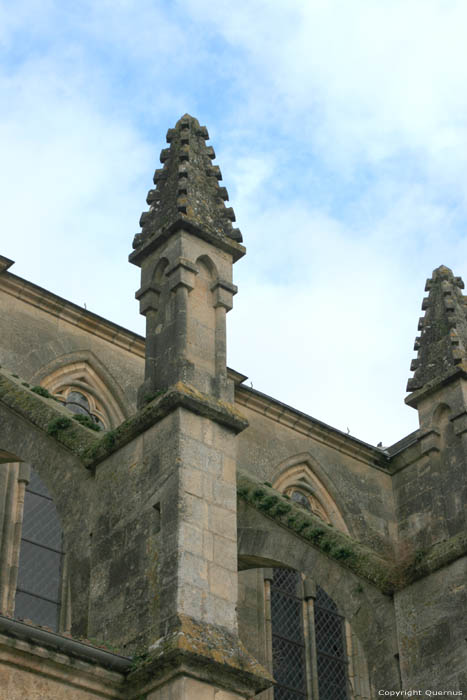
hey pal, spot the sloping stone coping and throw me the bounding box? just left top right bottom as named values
left=0, top=369, right=247, bottom=468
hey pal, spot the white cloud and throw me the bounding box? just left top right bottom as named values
left=1, top=0, right=466, bottom=446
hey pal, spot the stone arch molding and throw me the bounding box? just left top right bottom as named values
left=31, top=350, right=128, bottom=427
left=273, top=453, right=350, bottom=535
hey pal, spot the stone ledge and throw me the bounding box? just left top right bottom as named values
left=82, top=382, right=249, bottom=468
left=405, top=364, right=467, bottom=408
left=0, top=617, right=129, bottom=699
left=409, top=532, right=467, bottom=583
left=127, top=614, right=272, bottom=698
left=129, top=219, right=246, bottom=266
left=237, top=472, right=467, bottom=593
left=0, top=371, right=248, bottom=469
left=0, top=369, right=99, bottom=458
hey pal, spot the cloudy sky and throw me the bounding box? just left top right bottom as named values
left=2, top=0, right=467, bottom=447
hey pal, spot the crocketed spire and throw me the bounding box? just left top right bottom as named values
left=407, top=265, right=467, bottom=393
left=131, top=114, right=242, bottom=257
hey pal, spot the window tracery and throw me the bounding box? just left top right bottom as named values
left=38, top=358, right=127, bottom=429
left=55, top=387, right=106, bottom=429
left=285, top=487, right=329, bottom=523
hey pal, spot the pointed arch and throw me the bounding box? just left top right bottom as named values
left=237, top=501, right=400, bottom=692
left=31, top=350, right=128, bottom=427
left=273, top=453, right=350, bottom=535
left=195, top=254, right=218, bottom=281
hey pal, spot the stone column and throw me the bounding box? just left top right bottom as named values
left=0, top=462, right=30, bottom=616
left=303, top=577, right=319, bottom=700
left=261, top=569, right=274, bottom=700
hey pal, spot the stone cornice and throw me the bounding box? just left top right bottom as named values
left=235, top=385, right=389, bottom=471
left=0, top=614, right=131, bottom=674
left=129, top=219, right=246, bottom=266
left=0, top=270, right=145, bottom=358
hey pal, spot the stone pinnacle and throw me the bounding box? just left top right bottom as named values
left=407, top=265, right=467, bottom=393
left=131, top=114, right=242, bottom=256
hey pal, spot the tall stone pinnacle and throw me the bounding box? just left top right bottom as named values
left=407, top=265, right=467, bottom=394
left=131, top=114, right=242, bottom=262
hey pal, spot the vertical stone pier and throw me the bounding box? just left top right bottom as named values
left=124, top=114, right=272, bottom=698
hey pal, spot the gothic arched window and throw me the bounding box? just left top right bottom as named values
left=14, top=469, right=64, bottom=631
left=271, top=568, right=307, bottom=698
left=61, top=389, right=105, bottom=428
left=269, top=568, right=349, bottom=700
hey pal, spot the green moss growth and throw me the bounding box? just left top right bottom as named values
left=31, top=385, right=52, bottom=398
left=101, top=430, right=116, bottom=450
left=12, top=374, right=19, bottom=378
left=142, top=389, right=167, bottom=404
left=263, top=481, right=272, bottom=487
left=272, top=501, right=292, bottom=516
left=47, top=416, right=72, bottom=436
left=73, top=414, right=101, bottom=431
left=21, top=382, right=29, bottom=387
left=237, top=471, right=396, bottom=594
left=333, top=545, right=354, bottom=560
left=258, top=494, right=279, bottom=511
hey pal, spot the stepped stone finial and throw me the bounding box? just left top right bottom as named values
left=407, top=265, right=467, bottom=394
left=130, top=114, right=242, bottom=261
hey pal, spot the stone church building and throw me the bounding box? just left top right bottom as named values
left=0, top=115, right=466, bottom=699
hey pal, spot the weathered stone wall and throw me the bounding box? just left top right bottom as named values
left=0, top=275, right=144, bottom=415
left=392, top=387, right=467, bottom=550
left=0, top=630, right=127, bottom=700
left=235, top=396, right=396, bottom=553
left=394, top=555, right=467, bottom=692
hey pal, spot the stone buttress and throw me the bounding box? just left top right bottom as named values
left=121, top=114, right=271, bottom=698
left=394, top=264, right=467, bottom=691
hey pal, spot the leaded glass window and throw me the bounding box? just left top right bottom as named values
left=14, top=469, right=64, bottom=630
left=271, top=568, right=307, bottom=699
left=315, top=586, right=348, bottom=700
left=270, top=570, right=349, bottom=700
left=63, top=390, right=105, bottom=428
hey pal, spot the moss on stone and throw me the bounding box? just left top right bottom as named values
left=31, top=385, right=52, bottom=398
left=237, top=471, right=397, bottom=594
left=73, top=414, right=101, bottom=431
left=0, top=370, right=99, bottom=458
left=82, top=382, right=248, bottom=468
left=47, top=416, right=72, bottom=436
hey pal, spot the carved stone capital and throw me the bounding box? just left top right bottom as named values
left=135, top=282, right=162, bottom=315
left=418, top=428, right=441, bottom=455
left=167, top=257, right=198, bottom=292
left=450, top=410, right=467, bottom=436
left=211, top=279, right=238, bottom=310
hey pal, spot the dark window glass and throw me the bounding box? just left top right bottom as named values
left=290, top=490, right=311, bottom=510
left=66, top=391, right=90, bottom=409
left=271, top=569, right=307, bottom=699
left=14, top=469, right=63, bottom=631
left=315, top=586, right=348, bottom=700
left=14, top=591, right=59, bottom=630
left=21, top=492, right=62, bottom=550
left=64, top=389, right=105, bottom=428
